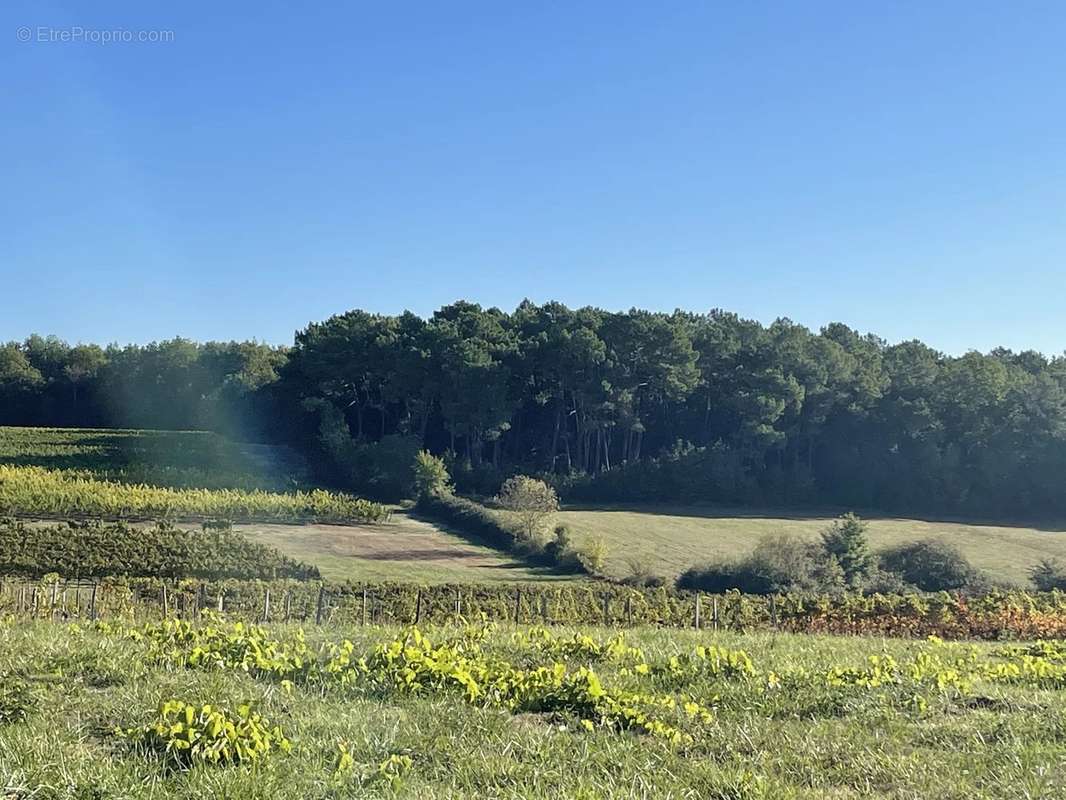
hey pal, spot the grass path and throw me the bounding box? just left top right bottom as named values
left=238, top=510, right=579, bottom=584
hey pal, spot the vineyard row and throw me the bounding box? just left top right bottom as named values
left=3, top=577, right=1066, bottom=640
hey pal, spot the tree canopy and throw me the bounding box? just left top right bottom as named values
left=4, top=301, right=1065, bottom=517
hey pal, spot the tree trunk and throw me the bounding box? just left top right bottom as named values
left=550, top=402, right=562, bottom=470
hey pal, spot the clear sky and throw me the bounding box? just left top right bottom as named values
left=3, top=2, right=1065, bottom=355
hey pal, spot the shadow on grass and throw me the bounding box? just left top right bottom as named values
left=405, top=508, right=584, bottom=580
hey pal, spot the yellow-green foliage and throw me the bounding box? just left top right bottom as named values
left=109, top=618, right=1066, bottom=746
left=0, top=427, right=283, bottom=491
left=119, top=699, right=290, bottom=766
left=516, top=626, right=646, bottom=665
left=6, top=618, right=1066, bottom=798
left=0, top=464, right=388, bottom=523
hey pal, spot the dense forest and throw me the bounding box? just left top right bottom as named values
left=2, top=301, right=1065, bottom=517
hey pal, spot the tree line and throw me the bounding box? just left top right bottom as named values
left=3, top=300, right=1065, bottom=517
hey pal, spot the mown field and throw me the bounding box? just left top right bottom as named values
left=237, top=512, right=576, bottom=584
left=1, top=619, right=1064, bottom=799
left=557, top=505, right=1066, bottom=586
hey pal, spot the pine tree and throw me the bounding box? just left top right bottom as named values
left=820, top=513, right=873, bottom=586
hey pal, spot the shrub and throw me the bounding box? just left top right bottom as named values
left=621, top=555, right=667, bottom=588
left=677, top=535, right=844, bottom=594
left=576, top=536, right=610, bottom=575
left=495, top=476, right=559, bottom=546
left=415, top=493, right=586, bottom=574
left=861, top=566, right=912, bottom=594
left=879, top=540, right=978, bottom=591
left=677, top=559, right=761, bottom=593
left=1030, top=558, right=1066, bottom=591
left=543, top=524, right=581, bottom=571
left=415, top=493, right=515, bottom=552
left=820, top=513, right=873, bottom=586
left=412, top=451, right=452, bottom=499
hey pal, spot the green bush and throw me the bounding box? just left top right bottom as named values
left=496, top=475, right=559, bottom=546
left=878, top=540, right=978, bottom=591
left=576, top=535, right=610, bottom=575
left=621, top=555, right=667, bottom=588
left=543, top=525, right=582, bottom=571
left=678, top=535, right=843, bottom=595
left=412, top=451, right=451, bottom=498
left=820, top=513, right=873, bottom=586
left=1030, top=558, right=1066, bottom=591
left=414, top=493, right=586, bottom=574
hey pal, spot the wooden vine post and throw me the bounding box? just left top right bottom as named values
left=315, top=585, right=326, bottom=625
left=694, top=594, right=702, bottom=631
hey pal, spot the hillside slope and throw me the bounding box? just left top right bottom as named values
left=558, top=505, right=1066, bottom=586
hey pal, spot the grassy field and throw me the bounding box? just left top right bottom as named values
left=0, top=426, right=302, bottom=491
left=0, top=619, right=1063, bottom=799
left=557, top=505, right=1066, bottom=586
left=7, top=426, right=1066, bottom=589
left=238, top=511, right=577, bottom=584
left=0, top=428, right=387, bottom=524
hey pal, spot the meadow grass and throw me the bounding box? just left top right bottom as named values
left=0, top=620, right=1063, bottom=799
left=557, top=504, right=1066, bottom=586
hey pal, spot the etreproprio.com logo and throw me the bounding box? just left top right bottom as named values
left=17, top=26, right=175, bottom=44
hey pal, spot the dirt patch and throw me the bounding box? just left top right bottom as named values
left=234, top=512, right=520, bottom=569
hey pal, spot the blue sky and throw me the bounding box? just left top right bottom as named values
left=3, top=2, right=1065, bottom=355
